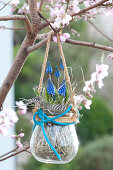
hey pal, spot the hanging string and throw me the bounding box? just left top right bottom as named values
left=57, top=33, right=72, bottom=93
left=38, top=31, right=53, bottom=95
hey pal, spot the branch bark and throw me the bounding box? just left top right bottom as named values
left=28, top=38, right=113, bottom=54
left=66, top=39, right=113, bottom=52
left=0, top=145, right=30, bottom=162
left=0, top=15, right=32, bottom=33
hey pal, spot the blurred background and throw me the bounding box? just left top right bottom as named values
left=0, top=1, right=113, bottom=170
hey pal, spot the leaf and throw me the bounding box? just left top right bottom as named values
left=65, top=85, right=69, bottom=104
left=33, top=87, right=39, bottom=96
left=45, top=87, right=49, bottom=103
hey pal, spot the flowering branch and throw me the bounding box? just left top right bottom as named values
left=71, top=0, right=109, bottom=17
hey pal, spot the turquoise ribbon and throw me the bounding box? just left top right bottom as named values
left=33, top=105, right=79, bottom=160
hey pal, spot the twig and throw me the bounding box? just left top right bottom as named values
left=66, top=39, right=113, bottom=52
left=38, top=11, right=56, bottom=32
left=0, top=26, right=25, bottom=31
left=0, top=0, right=12, bottom=11
left=88, top=19, right=113, bottom=43
left=0, top=147, right=18, bottom=158
left=0, top=15, right=32, bottom=34
left=0, top=146, right=30, bottom=162
left=38, top=0, right=44, bottom=12
left=72, top=0, right=109, bottom=17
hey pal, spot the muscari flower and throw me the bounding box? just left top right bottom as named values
left=58, top=80, right=66, bottom=97
left=54, top=66, right=60, bottom=78
left=46, top=61, right=53, bottom=74
left=60, top=57, right=64, bottom=70
left=47, top=79, right=55, bottom=95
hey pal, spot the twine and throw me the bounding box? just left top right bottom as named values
left=57, top=33, right=72, bottom=93
left=38, top=32, right=53, bottom=95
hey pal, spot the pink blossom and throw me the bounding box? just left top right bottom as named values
left=0, top=126, right=8, bottom=136
left=0, top=107, right=18, bottom=136
left=11, top=134, right=16, bottom=139
left=51, top=7, right=72, bottom=29
left=19, top=133, right=24, bottom=138
left=16, top=140, right=23, bottom=148
left=16, top=101, right=27, bottom=115
left=74, top=95, right=92, bottom=110
left=52, top=33, right=70, bottom=43
left=70, top=0, right=80, bottom=13
left=83, top=80, right=95, bottom=93
left=108, top=53, right=113, bottom=59
left=83, top=99, right=92, bottom=110
left=10, top=0, right=19, bottom=6
left=18, top=3, right=29, bottom=14
left=4, top=108, right=18, bottom=124
left=96, top=64, right=109, bottom=78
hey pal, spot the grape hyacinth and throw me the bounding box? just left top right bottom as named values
left=58, top=80, right=66, bottom=97
left=60, top=57, right=64, bottom=70
left=46, top=61, right=53, bottom=74
left=47, top=79, right=55, bottom=95
left=54, top=66, right=60, bottom=78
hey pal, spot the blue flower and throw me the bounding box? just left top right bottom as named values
left=54, top=66, right=60, bottom=78
left=47, top=79, right=55, bottom=95
left=60, top=57, right=64, bottom=70
left=46, top=61, right=52, bottom=74
left=58, top=80, right=66, bottom=97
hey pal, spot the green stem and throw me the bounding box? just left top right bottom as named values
left=65, top=0, right=70, bottom=13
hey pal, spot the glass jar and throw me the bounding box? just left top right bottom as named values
left=30, top=123, right=79, bottom=164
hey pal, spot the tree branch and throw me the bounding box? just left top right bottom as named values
left=39, top=0, right=44, bottom=12
left=28, top=37, right=113, bottom=54
left=0, top=15, right=32, bottom=34
left=0, top=0, right=12, bottom=11
left=0, top=145, right=30, bottom=162
left=27, top=36, right=49, bottom=53
left=0, top=26, right=25, bottom=31
left=39, top=0, right=109, bottom=31
left=29, top=0, right=41, bottom=34
left=87, top=19, right=113, bottom=43
left=0, top=147, right=18, bottom=159
left=72, top=0, right=109, bottom=17
left=66, top=39, right=113, bottom=52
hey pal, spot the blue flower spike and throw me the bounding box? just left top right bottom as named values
left=46, top=61, right=53, bottom=74
left=54, top=66, right=60, bottom=78
left=60, top=57, right=64, bottom=70
left=58, top=80, right=66, bottom=97
left=47, top=79, right=55, bottom=95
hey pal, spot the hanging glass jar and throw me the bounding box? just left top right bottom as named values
left=30, top=121, right=79, bottom=164
left=29, top=32, right=80, bottom=164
